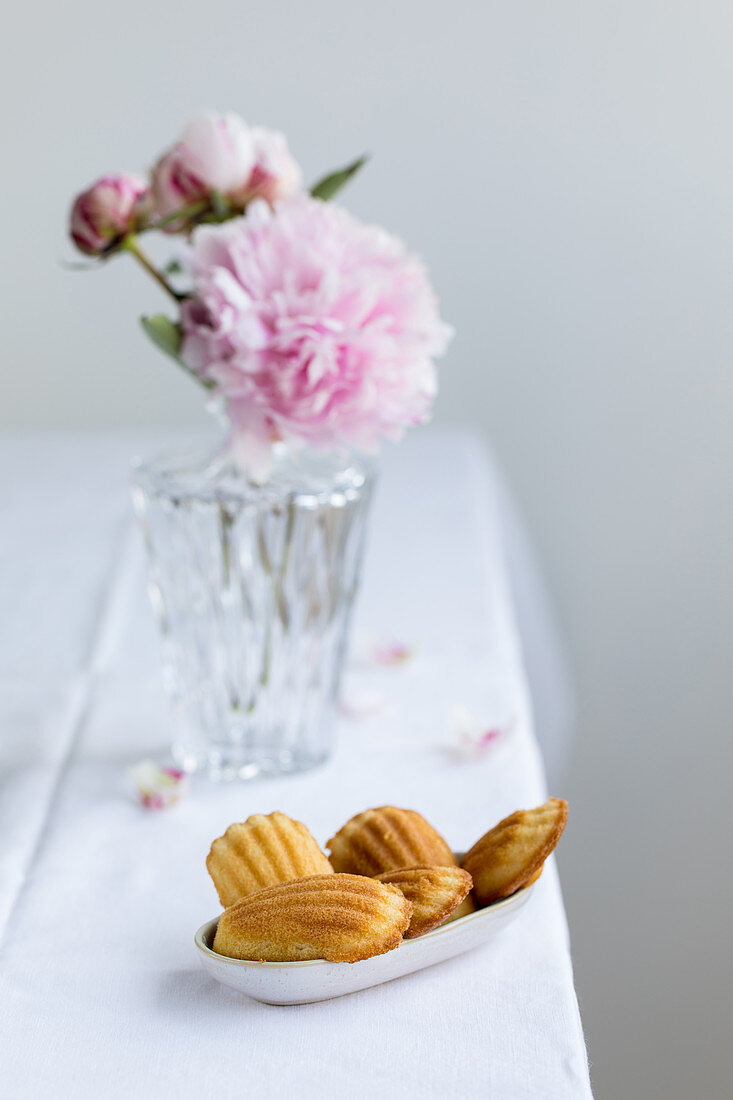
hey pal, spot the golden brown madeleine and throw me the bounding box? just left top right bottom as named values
left=460, top=798, right=568, bottom=906
left=212, top=874, right=412, bottom=963
left=207, top=811, right=333, bottom=907
left=375, top=865, right=473, bottom=937
left=327, top=806, right=456, bottom=876
left=442, top=894, right=478, bottom=925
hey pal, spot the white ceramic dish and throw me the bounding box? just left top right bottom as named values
left=194, top=858, right=534, bottom=1005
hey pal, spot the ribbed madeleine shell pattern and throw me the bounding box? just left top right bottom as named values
left=326, top=806, right=457, bottom=876
left=207, top=812, right=334, bottom=907
left=460, top=798, right=568, bottom=906
left=212, top=874, right=412, bottom=963
left=375, top=865, right=473, bottom=937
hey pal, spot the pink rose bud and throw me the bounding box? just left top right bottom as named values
left=70, top=174, right=149, bottom=255
left=151, top=111, right=256, bottom=228
left=239, top=127, right=303, bottom=206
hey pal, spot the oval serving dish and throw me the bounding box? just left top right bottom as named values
left=194, top=856, right=535, bottom=1005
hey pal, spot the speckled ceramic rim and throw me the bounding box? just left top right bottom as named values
left=194, top=853, right=534, bottom=970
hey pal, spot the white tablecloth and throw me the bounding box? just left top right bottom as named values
left=0, top=429, right=591, bottom=1100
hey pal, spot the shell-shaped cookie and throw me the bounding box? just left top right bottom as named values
left=460, top=798, right=568, bottom=906
left=327, top=806, right=456, bottom=876
left=442, top=894, right=478, bottom=925
left=212, top=873, right=412, bottom=963
left=207, top=811, right=333, bottom=907
left=375, top=865, right=473, bottom=937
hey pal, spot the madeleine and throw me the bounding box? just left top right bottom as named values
left=461, top=798, right=568, bottom=906
left=327, top=806, right=456, bottom=877
left=212, top=874, right=412, bottom=963
left=207, top=811, right=333, bottom=907
left=376, top=865, right=473, bottom=937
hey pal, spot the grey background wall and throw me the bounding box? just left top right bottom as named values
left=3, top=3, right=732, bottom=1096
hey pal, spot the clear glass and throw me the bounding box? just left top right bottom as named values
left=131, top=441, right=375, bottom=780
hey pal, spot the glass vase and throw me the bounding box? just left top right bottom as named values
left=131, top=440, right=375, bottom=780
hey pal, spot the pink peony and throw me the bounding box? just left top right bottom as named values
left=151, top=112, right=254, bottom=225
left=151, top=148, right=208, bottom=226
left=70, top=173, right=148, bottom=254
left=245, top=127, right=302, bottom=205
left=181, top=196, right=452, bottom=477
left=151, top=112, right=301, bottom=228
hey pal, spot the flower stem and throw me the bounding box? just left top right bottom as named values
left=122, top=235, right=182, bottom=302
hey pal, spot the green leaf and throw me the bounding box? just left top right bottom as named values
left=310, top=155, right=368, bottom=201
left=140, top=314, right=215, bottom=391
left=60, top=258, right=105, bottom=272
left=140, top=314, right=182, bottom=360
left=140, top=315, right=215, bottom=391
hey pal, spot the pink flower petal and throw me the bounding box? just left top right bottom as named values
left=128, top=760, right=189, bottom=810
left=338, top=688, right=387, bottom=720
left=450, top=706, right=510, bottom=760
left=371, top=642, right=412, bottom=667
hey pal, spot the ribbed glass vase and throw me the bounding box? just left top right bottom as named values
left=131, top=440, right=375, bottom=780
